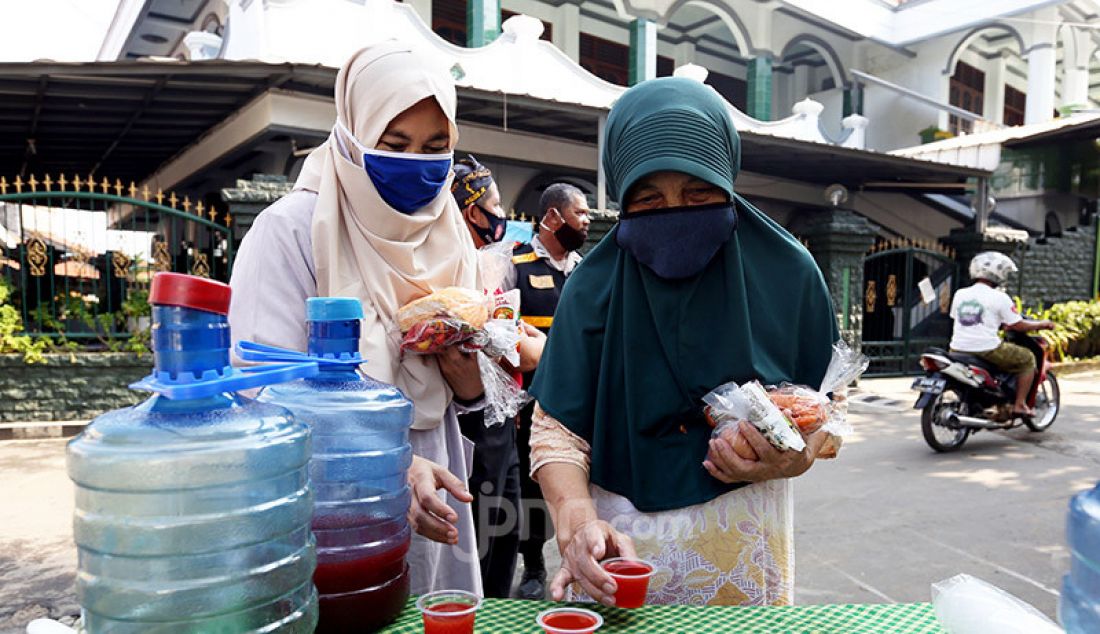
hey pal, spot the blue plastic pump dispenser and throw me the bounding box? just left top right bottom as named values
left=1062, top=482, right=1100, bottom=631
left=66, top=273, right=320, bottom=633
left=240, top=297, right=416, bottom=633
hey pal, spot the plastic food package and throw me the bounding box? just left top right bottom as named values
left=704, top=380, right=806, bottom=455
left=931, top=574, right=1062, bottom=634
left=770, top=339, right=869, bottom=434
left=705, top=340, right=867, bottom=461
left=397, top=243, right=531, bottom=426
left=398, top=287, right=489, bottom=354
left=476, top=349, right=531, bottom=427
left=478, top=290, right=522, bottom=366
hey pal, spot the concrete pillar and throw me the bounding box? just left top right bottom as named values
left=843, top=83, right=864, bottom=117
left=983, top=55, right=1006, bottom=124
left=774, top=68, right=791, bottom=116
left=792, top=63, right=809, bottom=102
left=942, top=228, right=1028, bottom=286
left=628, top=18, right=657, bottom=86
left=1025, top=45, right=1056, bottom=124
left=220, top=174, right=294, bottom=242
left=1024, top=7, right=1058, bottom=125
left=747, top=55, right=774, bottom=121
left=801, top=209, right=878, bottom=346
left=555, top=2, right=580, bottom=63
left=674, top=41, right=695, bottom=68
left=467, top=0, right=500, bottom=48
left=1062, top=65, right=1090, bottom=108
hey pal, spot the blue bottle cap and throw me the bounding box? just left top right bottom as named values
left=307, top=297, right=364, bottom=322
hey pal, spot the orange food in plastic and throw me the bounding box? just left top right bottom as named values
left=768, top=392, right=827, bottom=433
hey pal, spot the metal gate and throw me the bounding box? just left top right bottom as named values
left=862, top=239, right=959, bottom=376
left=0, top=174, right=233, bottom=343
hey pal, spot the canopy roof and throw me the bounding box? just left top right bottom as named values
left=0, top=59, right=984, bottom=195
left=0, top=60, right=333, bottom=184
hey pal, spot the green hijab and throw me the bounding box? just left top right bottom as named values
left=529, top=77, right=838, bottom=513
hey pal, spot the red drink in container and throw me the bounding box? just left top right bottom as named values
left=418, top=590, right=481, bottom=634
left=601, top=557, right=656, bottom=608
left=537, top=607, right=604, bottom=634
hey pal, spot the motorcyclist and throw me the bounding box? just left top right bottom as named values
left=948, top=251, right=1054, bottom=417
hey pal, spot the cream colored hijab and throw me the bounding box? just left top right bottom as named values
left=296, top=41, right=479, bottom=430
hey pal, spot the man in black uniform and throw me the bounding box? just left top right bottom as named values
left=502, top=182, right=590, bottom=599
left=451, top=156, right=520, bottom=598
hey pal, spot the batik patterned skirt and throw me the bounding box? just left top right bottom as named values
left=580, top=479, right=794, bottom=606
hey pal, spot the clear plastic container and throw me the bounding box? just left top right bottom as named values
left=1062, top=481, right=1100, bottom=632
left=249, top=297, right=415, bottom=633
left=67, top=273, right=319, bottom=633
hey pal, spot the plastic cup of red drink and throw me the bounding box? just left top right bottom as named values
left=601, top=557, right=656, bottom=608
left=417, top=590, right=481, bottom=634
left=536, top=607, right=604, bottom=634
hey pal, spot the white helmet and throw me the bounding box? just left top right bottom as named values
left=968, top=251, right=1018, bottom=286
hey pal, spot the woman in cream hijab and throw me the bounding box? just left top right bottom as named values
left=229, top=41, right=485, bottom=594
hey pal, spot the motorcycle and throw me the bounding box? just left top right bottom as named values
left=911, top=330, right=1060, bottom=452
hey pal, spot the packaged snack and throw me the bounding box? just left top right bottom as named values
left=768, top=339, right=869, bottom=435
left=398, top=287, right=489, bottom=354
left=396, top=242, right=532, bottom=426
left=704, top=380, right=806, bottom=457
left=703, top=340, right=868, bottom=461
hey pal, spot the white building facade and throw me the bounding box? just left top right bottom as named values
left=100, top=0, right=1100, bottom=153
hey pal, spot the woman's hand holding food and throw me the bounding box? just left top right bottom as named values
left=703, top=421, right=828, bottom=483
left=407, top=454, right=474, bottom=545
left=436, top=345, right=484, bottom=401
left=551, top=519, right=637, bottom=606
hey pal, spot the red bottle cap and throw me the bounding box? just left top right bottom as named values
left=150, top=272, right=231, bottom=315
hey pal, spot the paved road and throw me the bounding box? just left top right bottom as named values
left=2, top=371, right=1097, bottom=631
left=794, top=371, right=1100, bottom=618
left=0, top=437, right=75, bottom=632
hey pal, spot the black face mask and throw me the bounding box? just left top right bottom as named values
left=543, top=210, right=588, bottom=252
left=615, top=202, right=737, bottom=280
left=472, top=205, right=507, bottom=244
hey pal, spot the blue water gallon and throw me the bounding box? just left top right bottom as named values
left=249, top=297, right=415, bottom=633
left=66, top=273, right=320, bottom=633
left=1062, top=482, right=1100, bottom=632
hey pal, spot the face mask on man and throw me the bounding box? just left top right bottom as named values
left=541, top=209, right=587, bottom=252
left=472, top=205, right=507, bottom=244
left=336, top=120, right=453, bottom=214
left=615, top=202, right=737, bottom=280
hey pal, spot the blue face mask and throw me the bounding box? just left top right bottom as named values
left=336, top=120, right=453, bottom=214
left=615, top=202, right=737, bottom=280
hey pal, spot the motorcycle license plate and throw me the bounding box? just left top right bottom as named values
left=911, top=377, right=946, bottom=394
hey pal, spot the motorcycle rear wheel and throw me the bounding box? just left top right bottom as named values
left=921, top=387, right=970, bottom=452
left=1025, top=372, right=1060, bottom=432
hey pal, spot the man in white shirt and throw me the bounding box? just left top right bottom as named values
left=949, top=251, right=1053, bottom=417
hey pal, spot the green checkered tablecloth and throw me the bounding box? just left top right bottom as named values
left=379, top=597, right=946, bottom=633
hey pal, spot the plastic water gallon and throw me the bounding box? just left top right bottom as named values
left=241, top=297, right=415, bottom=633
left=66, top=273, right=320, bottom=633
left=1062, top=482, right=1100, bottom=632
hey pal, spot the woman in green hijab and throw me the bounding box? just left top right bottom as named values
left=527, top=77, right=840, bottom=607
